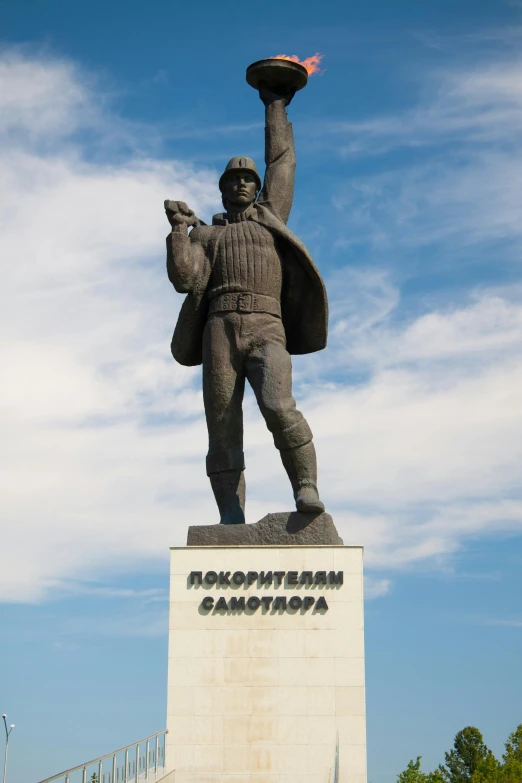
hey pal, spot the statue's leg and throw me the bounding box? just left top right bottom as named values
left=279, top=441, right=325, bottom=514
left=203, top=313, right=246, bottom=525
left=208, top=470, right=246, bottom=526
left=245, top=315, right=325, bottom=513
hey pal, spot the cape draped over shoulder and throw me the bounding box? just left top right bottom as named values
left=169, top=203, right=328, bottom=367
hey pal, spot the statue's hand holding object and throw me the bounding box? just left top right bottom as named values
left=164, top=200, right=200, bottom=228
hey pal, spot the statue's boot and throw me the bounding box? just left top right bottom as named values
left=280, top=441, right=325, bottom=514
left=209, top=470, right=246, bottom=525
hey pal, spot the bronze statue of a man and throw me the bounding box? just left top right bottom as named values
left=165, top=81, right=328, bottom=525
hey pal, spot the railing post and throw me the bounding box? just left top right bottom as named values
left=35, top=731, right=166, bottom=783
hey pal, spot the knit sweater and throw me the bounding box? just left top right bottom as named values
left=208, top=214, right=283, bottom=301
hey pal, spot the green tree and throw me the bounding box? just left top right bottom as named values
left=499, top=724, right=522, bottom=783
left=397, top=724, right=522, bottom=783
left=397, top=757, right=428, bottom=783
left=502, top=725, right=522, bottom=765
left=397, top=757, right=445, bottom=783
left=438, top=727, right=498, bottom=783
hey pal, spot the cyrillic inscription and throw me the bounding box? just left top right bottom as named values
left=190, top=570, right=343, bottom=587
left=199, top=594, right=329, bottom=613
left=189, top=569, right=342, bottom=615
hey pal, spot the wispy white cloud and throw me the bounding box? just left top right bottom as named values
left=49, top=602, right=170, bottom=641
left=0, top=49, right=95, bottom=141
left=325, top=54, right=522, bottom=152
left=52, top=583, right=169, bottom=602
left=473, top=615, right=522, bottom=628
left=364, top=577, right=391, bottom=599
left=1, top=48, right=522, bottom=604
left=333, top=154, right=522, bottom=256
left=0, top=49, right=220, bottom=602
left=330, top=287, right=522, bottom=371
left=325, top=48, right=522, bottom=263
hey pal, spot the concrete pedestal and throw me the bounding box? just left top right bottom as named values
left=167, top=545, right=366, bottom=783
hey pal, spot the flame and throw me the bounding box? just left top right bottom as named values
left=272, top=52, right=323, bottom=76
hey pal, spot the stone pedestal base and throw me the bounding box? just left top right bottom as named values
left=166, top=545, right=367, bottom=783
left=187, top=511, right=343, bottom=547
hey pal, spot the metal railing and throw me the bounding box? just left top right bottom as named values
left=38, top=730, right=167, bottom=783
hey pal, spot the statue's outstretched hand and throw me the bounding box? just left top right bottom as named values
left=258, top=80, right=295, bottom=107
left=164, top=200, right=200, bottom=228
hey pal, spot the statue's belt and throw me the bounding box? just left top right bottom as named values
left=208, top=292, right=281, bottom=318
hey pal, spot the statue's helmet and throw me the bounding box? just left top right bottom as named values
left=219, top=156, right=262, bottom=193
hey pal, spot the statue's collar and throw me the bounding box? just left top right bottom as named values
left=212, top=207, right=257, bottom=226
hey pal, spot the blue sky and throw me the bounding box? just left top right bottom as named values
left=1, top=0, right=521, bottom=781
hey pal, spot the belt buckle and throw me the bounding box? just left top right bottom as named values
left=238, top=293, right=254, bottom=313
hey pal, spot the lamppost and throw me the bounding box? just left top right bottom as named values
left=2, top=715, right=14, bottom=783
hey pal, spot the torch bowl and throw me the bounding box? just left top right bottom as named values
left=246, top=58, right=308, bottom=93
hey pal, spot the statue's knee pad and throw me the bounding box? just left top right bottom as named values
left=206, top=448, right=245, bottom=476
left=273, top=419, right=313, bottom=451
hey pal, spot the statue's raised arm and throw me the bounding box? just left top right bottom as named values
left=257, top=84, right=296, bottom=225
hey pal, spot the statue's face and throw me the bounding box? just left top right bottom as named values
left=221, top=172, right=257, bottom=209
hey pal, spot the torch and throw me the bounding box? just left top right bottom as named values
left=246, top=53, right=322, bottom=100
